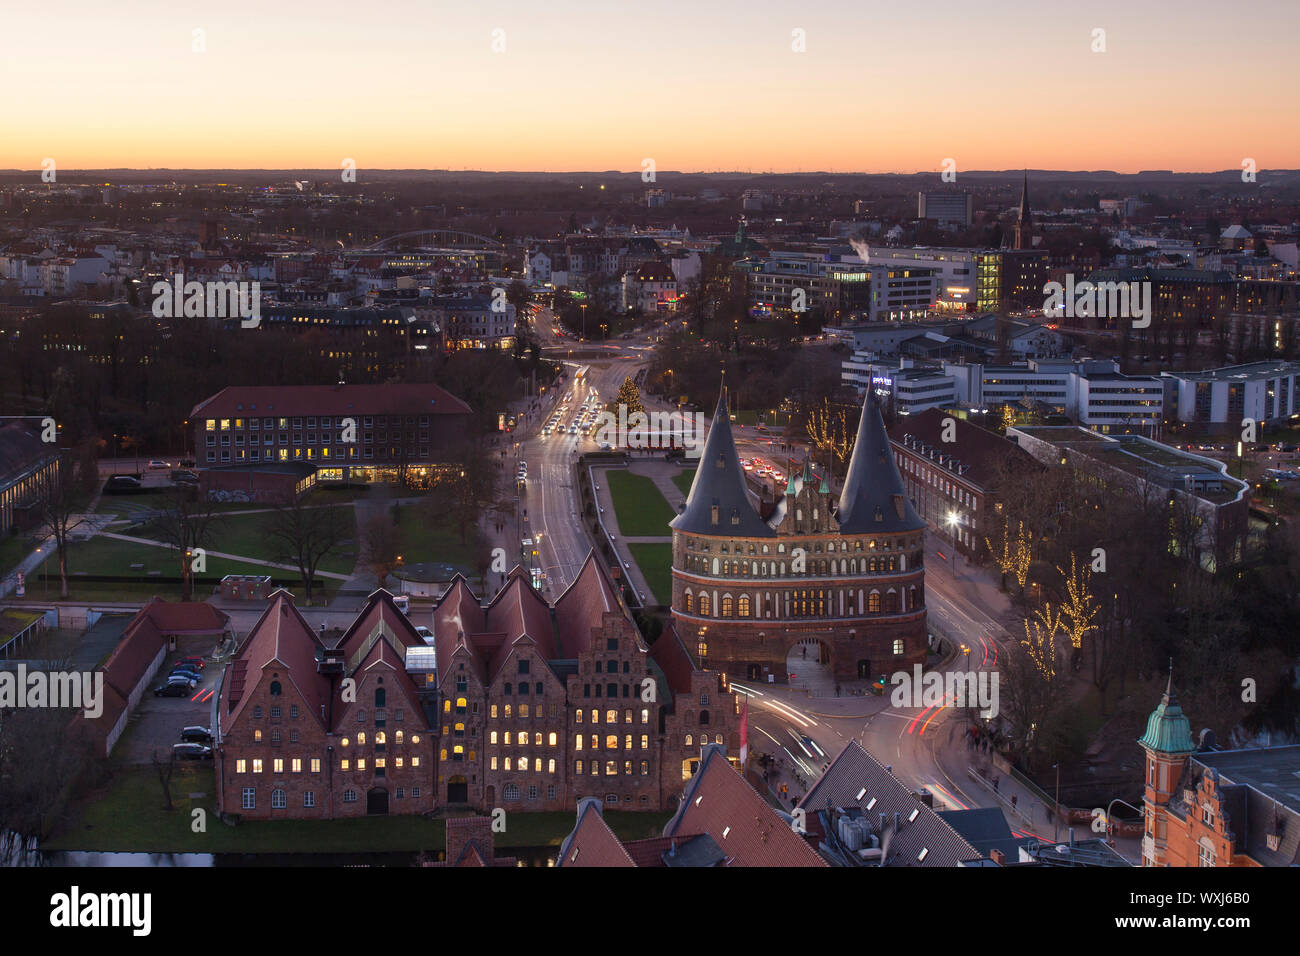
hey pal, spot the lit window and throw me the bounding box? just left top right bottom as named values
left=252, top=759, right=263, bottom=773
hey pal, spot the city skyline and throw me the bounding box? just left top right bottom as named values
left=4, top=0, right=1299, bottom=172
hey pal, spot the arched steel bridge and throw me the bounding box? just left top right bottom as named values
left=352, top=229, right=506, bottom=252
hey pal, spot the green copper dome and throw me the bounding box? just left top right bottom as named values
left=1137, top=675, right=1197, bottom=755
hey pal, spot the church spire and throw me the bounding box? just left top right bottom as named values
left=1014, top=170, right=1033, bottom=250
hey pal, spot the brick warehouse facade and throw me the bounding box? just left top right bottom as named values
left=432, top=555, right=740, bottom=814
left=216, top=590, right=438, bottom=820
left=216, top=563, right=740, bottom=821
left=670, top=389, right=928, bottom=684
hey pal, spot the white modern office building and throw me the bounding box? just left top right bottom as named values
left=1161, top=361, right=1300, bottom=429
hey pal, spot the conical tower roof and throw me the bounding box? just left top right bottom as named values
left=836, top=391, right=926, bottom=535
left=1137, top=672, right=1197, bottom=755
left=671, top=389, right=774, bottom=538
left=1018, top=171, right=1031, bottom=223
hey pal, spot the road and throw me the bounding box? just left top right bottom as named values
left=513, top=309, right=654, bottom=594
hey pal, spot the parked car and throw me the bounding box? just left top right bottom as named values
left=154, top=682, right=192, bottom=697
left=172, top=743, right=213, bottom=760
left=169, top=668, right=203, bottom=683
left=166, top=673, right=197, bottom=688
left=176, top=656, right=206, bottom=670
left=179, top=458, right=196, bottom=468
left=180, top=725, right=213, bottom=743
left=147, top=459, right=170, bottom=470
left=170, top=469, right=199, bottom=484
left=104, top=475, right=144, bottom=494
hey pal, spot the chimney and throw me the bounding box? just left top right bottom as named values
left=990, top=848, right=1006, bottom=865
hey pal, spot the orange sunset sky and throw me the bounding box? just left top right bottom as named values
left=3, top=0, right=1297, bottom=173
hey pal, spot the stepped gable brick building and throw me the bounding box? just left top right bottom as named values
left=215, top=588, right=437, bottom=820
left=432, top=553, right=740, bottom=814
left=670, top=387, right=928, bottom=684
left=1138, top=676, right=1300, bottom=867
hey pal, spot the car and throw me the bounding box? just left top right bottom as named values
left=176, top=657, right=206, bottom=670
left=104, top=475, right=144, bottom=494
left=170, top=469, right=200, bottom=484
left=180, top=725, right=213, bottom=743
left=599, top=441, right=613, bottom=451
left=172, top=743, right=213, bottom=760
left=154, top=682, right=192, bottom=697
left=147, top=459, right=170, bottom=470
left=169, top=668, right=203, bottom=683
left=179, top=458, right=196, bottom=468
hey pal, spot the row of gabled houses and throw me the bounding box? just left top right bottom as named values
left=212, top=553, right=741, bottom=819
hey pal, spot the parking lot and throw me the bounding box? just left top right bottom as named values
left=118, top=651, right=218, bottom=764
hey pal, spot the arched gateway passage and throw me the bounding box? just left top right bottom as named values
left=785, top=638, right=833, bottom=694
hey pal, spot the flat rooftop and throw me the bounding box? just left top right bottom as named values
left=1167, top=361, right=1300, bottom=384
left=1011, top=427, right=1248, bottom=503
left=1193, top=746, right=1300, bottom=814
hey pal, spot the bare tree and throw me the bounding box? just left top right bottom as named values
left=362, top=509, right=402, bottom=589
left=152, top=748, right=177, bottom=811
left=153, top=485, right=219, bottom=601
left=0, top=704, right=92, bottom=853
left=35, top=451, right=86, bottom=600
left=264, top=500, right=354, bottom=605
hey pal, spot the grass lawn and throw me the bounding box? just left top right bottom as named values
left=628, top=542, right=674, bottom=605
left=605, top=470, right=675, bottom=538
left=0, top=533, right=37, bottom=579
left=672, top=468, right=696, bottom=498
left=190, top=507, right=357, bottom=576
left=390, top=502, right=480, bottom=571
left=30, top=536, right=337, bottom=603
left=45, top=764, right=670, bottom=854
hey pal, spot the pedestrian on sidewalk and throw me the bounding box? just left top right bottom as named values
left=993, top=776, right=999, bottom=793
left=1011, top=793, right=1018, bottom=810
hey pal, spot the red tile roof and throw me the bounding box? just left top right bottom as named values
left=556, top=799, right=636, bottom=868
left=137, top=596, right=230, bottom=634
left=338, top=588, right=424, bottom=666
left=100, top=610, right=165, bottom=702
left=666, top=745, right=827, bottom=867
left=484, top=571, right=555, bottom=673
left=190, top=382, right=471, bottom=420
left=648, top=624, right=697, bottom=698
left=554, top=552, right=626, bottom=657
left=223, top=591, right=329, bottom=729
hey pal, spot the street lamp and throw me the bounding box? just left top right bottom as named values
left=945, top=510, right=961, bottom=576
left=1104, top=797, right=1145, bottom=848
